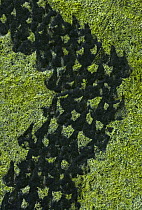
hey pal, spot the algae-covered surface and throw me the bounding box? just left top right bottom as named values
left=0, top=0, right=142, bottom=209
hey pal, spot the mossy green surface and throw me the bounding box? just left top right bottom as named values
left=0, top=0, right=142, bottom=208
left=0, top=33, right=55, bottom=201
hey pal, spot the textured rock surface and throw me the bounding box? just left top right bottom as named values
left=0, top=1, right=132, bottom=209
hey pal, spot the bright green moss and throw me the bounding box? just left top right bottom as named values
left=0, top=32, right=55, bottom=201
left=77, top=131, right=91, bottom=148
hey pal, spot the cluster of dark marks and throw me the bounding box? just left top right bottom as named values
left=1, top=0, right=132, bottom=209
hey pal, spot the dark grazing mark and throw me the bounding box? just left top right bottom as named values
left=3, top=161, right=14, bottom=187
